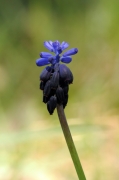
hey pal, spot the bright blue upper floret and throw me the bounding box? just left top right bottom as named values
left=36, top=40, right=78, bottom=66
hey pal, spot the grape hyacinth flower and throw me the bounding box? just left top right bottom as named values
left=36, top=40, right=78, bottom=115
left=36, top=41, right=86, bottom=180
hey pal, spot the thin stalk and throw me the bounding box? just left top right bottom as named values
left=57, top=104, right=86, bottom=180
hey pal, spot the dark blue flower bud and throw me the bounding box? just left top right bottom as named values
left=40, top=66, right=52, bottom=82
left=43, top=80, right=51, bottom=98
left=36, top=58, right=50, bottom=66
left=54, top=63, right=59, bottom=72
left=40, top=81, right=45, bottom=90
left=43, top=96, right=49, bottom=103
left=63, top=85, right=69, bottom=95
left=62, top=48, right=78, bottom=57
left=60, top=56, right=72, bottom=63
left=56, top=86, right=65, bottom=104
left=40, top=52, right=52, bottom=58
left=49, top=89, right=56, bottom=97
left=63, top=94, right=68, bottom=108
left=47, top=96, right=57, bottom=115
left=59, top=64, right=73, bottom=84
left=50, top=71, right=59, bottom=89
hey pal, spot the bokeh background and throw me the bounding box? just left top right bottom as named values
left=0, top=0, right=119, bottom=179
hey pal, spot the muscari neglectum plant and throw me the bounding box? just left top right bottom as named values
left=36, top=40, right=86, bottom=180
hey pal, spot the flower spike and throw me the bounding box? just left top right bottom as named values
left=36, top=40, right=78, bottom=114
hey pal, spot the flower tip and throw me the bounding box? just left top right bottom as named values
left=36, top=59, right=39, bottom=66
left=75, top=48, right=78, bottom=53
left=39, top=52, right=42, bottom=57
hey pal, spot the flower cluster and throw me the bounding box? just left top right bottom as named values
left=36, top=40, right=78, bottom=115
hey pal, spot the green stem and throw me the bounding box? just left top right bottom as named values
left=57, top=104, right=86, bottom=180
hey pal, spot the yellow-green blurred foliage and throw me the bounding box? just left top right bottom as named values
left=0, top=0, right=119, bottom=179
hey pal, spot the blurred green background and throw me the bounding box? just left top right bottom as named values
left=0, top=0, right=119, bottom=179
